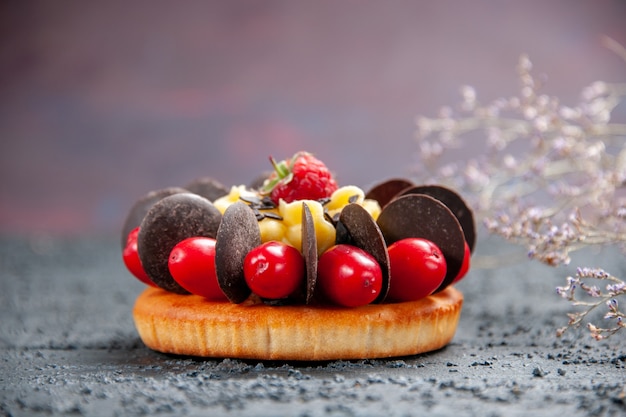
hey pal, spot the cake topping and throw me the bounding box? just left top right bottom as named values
left=301, top=203, right=318, bottom=304
left=364, top=178, right=414, bottom=209
left=386, top=237, right=448, bottom=302
left=122, top=151, right=474, bottom=308
left=317, top=244, right=383, bottom=307
left=137, top=193, right=222, bottom=294
left=168, top=237, right=226, bottom=300
left=397, top=184, right=477, bottom=253
left=183, top=177, right=230, bottom=202
left=243, top=241, right=305, bottom=301
left=376, top=193, right=466, bottom=291
left=120, top=187, right=188, bottom=250
left=122, top=226, right=156, bottom=287
left=261, top=151, right=339, bottom=204
left=215, top=201, right=261, bottom=303
left=337, top=203, right=390, bottom=302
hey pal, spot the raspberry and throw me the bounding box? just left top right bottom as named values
left=262, top=152, right=338, bottom=204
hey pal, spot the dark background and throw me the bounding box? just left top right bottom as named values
left=1, top=0, right=625, bottom=236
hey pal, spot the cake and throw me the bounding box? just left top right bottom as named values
left=122, top=152, right=475, bottom=360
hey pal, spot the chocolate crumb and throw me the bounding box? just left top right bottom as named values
left=262, top=212, right=283, bottom=221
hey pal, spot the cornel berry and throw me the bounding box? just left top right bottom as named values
left=386, top=238, right=447, bottom=302
left=452, top=240, right=471, bottom=284
left=168, top=237, right=227, bottom=300
left=317, top=244, right=383, bottom=307
left=122, top=226, right=156, bottom=287
left=243, top=241, right=305, bottom=300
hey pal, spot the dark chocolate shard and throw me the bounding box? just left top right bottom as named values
left=137, top=193, right=223, bottom=294
left=365, top=178, right=414, bottom=209
left=376, top=194, right=465, bottom=292
left=215, top=202, right=260, bottom=303
left=338, top=204, right=391, bottom=303
left=184, top=177, right=230, bottom=202
left=301, top=203, right=318, bottom=304
left=397, top=185, right=477, bottom=253
left=262, top=211, right=283, bottom=221
left=239, top=194, right=262, bottom=206
left=120, top=187, right=188, bottom=250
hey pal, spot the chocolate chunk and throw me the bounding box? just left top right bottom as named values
left=376, top=194, right=465, bottom=291
left=215, top=202, right=260, bottom=303
left=137, top=193, right=223, bottom=294
left=338, top=204, right=391, bottom=302
left=301, top=203, right=318, bottom=304
left=365, top=178, right=414, bottom=209
left=397, top=185, right=477, bottom=253
left=183, top=177, right=230, bottom=202
left=248, top=171, right=273, bottom=190
left=120, top=187, right=188, bottom=250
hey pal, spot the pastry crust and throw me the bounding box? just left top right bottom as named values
left=133, top=286, right=463, bottom=360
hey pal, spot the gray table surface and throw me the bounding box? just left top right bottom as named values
left=1, top=234, right=625, bottom=417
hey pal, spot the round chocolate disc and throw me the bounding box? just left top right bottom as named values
left=184, top=177, right=230, bottom=202
left=376, top=194, right=466, bottom=291
left=120, top=187, right=188, bottom=250
left=365, top=178, right=414, bottom=209
left=215, top=202, right=261, bottom=303
left=137, top=193, right=223, bottom=294
left=338, top=204, right=391, bottom=303
left=397, top=185, right=476, bottom=253
left=301, top=203, right=318, bottom=304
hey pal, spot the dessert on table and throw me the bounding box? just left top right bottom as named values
left=122, top=152, right=475, bottom=360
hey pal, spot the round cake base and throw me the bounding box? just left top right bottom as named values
left=133, top=286, right=463, bottom=361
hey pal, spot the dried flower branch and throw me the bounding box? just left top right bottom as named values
left=412, top=37, right=626, bottom=340
left=555, top=267, right=626, bottom=340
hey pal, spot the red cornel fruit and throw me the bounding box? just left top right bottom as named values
left=317, top=244, right=383, bottom=307
left=387, top=238, right=447, bottom=302
left=243, top=241, right=305, bottom=300
left=452, top=240, right=471, bottom=284
left=123, top=226, right=156, bottom=287
left=168, top=237, right=227, bottom=300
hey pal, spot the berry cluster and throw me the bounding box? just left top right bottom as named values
left=124, top=228, right=469, bottom=307
left=122, top=151, right=472, bottom=307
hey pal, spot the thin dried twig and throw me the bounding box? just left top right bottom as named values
left=413, top=45, right=626, bottom=341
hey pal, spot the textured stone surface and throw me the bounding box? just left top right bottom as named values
left=1, top=235, right=625, bottom=416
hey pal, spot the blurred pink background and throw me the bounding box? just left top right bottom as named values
left=1, top=0, right=625, bottom=235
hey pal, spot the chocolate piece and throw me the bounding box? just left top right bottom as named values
left=183, top=177, right=230, bottom=202
left=338, top=204, right=391, bottom=302
left=215, top=202, right=260, bottom=303
left=376, top=194, right=465, bottom=291
left=120, top=187, right=188, bottom=250
left=239, top=194, right=281, bottom=222
left=365, top=178, right=414, bottom=209
left=397, top=185, right=477, bottom=253
left=137, top=193, right=223, bottom=294
left=301, top=203, right=318, bottom=304
left=248, top=171, right=273, bottom=190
